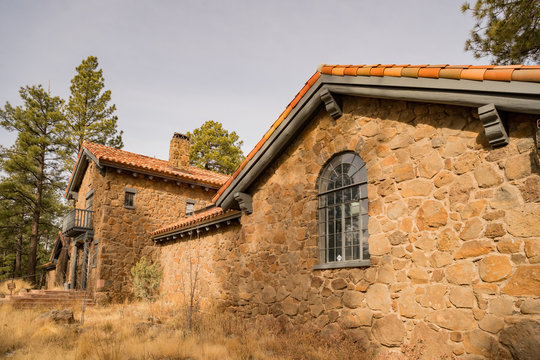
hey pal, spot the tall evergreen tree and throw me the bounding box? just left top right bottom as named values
left=0, top=85, right=66, bottom=282
left=187, top=120, right=245, bottom=175
left=62, top=56, right=123, bottom=169
left=462, top=0, right=540, bottom=64
left=0, top=155, right=32, bottom=279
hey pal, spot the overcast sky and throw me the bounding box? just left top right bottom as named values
left=0, top=0, right=484, bottom=160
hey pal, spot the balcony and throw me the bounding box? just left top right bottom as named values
left=62, top=209, right=93, bottom=237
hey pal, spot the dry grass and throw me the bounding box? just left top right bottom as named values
left=0, top=300, right=369, bottom=360
left=0, top=279, right=34, bottom=296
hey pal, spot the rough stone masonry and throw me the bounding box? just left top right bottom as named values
left=158, top=96, right=540, bottom=359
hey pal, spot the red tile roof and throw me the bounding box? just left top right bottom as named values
left=320, top=64, right=540, bottom=82
left=212, top=63, right=540, bottom=203
left=70, top=142, right=230, bottom=190
left=151, top=207, right=241, bottom=237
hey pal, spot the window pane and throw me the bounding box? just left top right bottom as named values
left=328, top=248, right=335, bottom=262
left=361, top=199, right=369, bottom=214
left=328, top=192, right=335, bottom=206
left=335, top=189, right=342, bottom=204
left=362, top=239, right=370, bottom=260
left=351, top=202, right=360, bottom=216
left=352, top=186, right=360, bottom=201
left=328, top=207, right=334, bottom=221
left=353, top=243, right=360, bottom=260
left=362, top=214, right=369, bottom=230
left=327, top=181, right=335, bottom=191
left=335, top=247, right=343, bottom=261
left=345, top=246, right=352, bottom=261
left=345, top=217, right=352, bottom=232
left=353, top=215, right=360, bottom=231
left=335, top=231, right=342, bottom=249
left=353, top=232, right=360, bottom=246
left=335, top=219, right=342, bottom=234
left=328, top=221, right=334, bottom=234
left=343, top=187, right=351, bottom=202
left=345, top=232, right=353, bottom=247
left=335, top=205, right=342, bottom=220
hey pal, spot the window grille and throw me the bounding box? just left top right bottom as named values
left=316, top=152, right=370, bottom=268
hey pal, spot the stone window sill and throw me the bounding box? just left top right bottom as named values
left=124, top=205, right=135, bottom=210
left=313, top=260, right=370, bottom=270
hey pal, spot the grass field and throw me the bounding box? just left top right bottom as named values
left=0, top=299, right=374, bottom=360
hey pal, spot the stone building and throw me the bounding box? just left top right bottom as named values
left=46, top=134, right=229, bottom=302
left=151, top=64, right=540, bottom=359
left=41, top=232, right=69, bottom=289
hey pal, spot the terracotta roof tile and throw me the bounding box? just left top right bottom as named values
left=343, top=66, right=361, bottom=76
left=370, top=65, right=393, bottom=76
left=439, top=68, right=463, bottom=79
left=484, top=68, right=514, bottom=81
left=383, top=67, right=404, bottom=77
left=213, top=63, right=540, bottom=204
left=331, top=65, right=348, bottom=76
left=461, top=68, right=487, bottom=80
left=401, top=67, right=421, bottom=78
left=417, top=67, right=441, bottom=78
left=71, top=142, right=229, bottom=190
left=512, top=69, right=540, bottom=82
left=356, top=66, right=373, bottom=76
left=151, top=207, right=241, bottom=237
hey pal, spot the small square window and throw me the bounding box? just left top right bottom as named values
left=124, top=191, right=135, bottom=208
left=186, top=201, right=195, bottom=217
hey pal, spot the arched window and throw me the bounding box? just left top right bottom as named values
left=316, top=152, right=370, bottom=268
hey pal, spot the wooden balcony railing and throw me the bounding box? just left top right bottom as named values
left=62, top=209, right=93, bottom=237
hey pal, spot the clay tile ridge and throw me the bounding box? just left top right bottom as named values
left=80, top=141, right=230, bottom=187
left=212, top=62, right=539, bottom=204
left=151, top=207, right=241, bottom=236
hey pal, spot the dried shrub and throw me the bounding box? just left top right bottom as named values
left=130, top=257, right=162, bottom=301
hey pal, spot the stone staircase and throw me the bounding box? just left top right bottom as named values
left=0, top=289, right=95, bottom=308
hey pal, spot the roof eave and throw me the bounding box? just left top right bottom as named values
left=215, top=75, right=540, bottom=210
left=65, top=148, right=101, bottom=200
left=99, top=161, right=224, bottom=189
left=152, top=211, right=241, bottom=242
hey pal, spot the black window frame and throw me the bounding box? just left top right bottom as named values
left=314, top=151, right=370, bottom=269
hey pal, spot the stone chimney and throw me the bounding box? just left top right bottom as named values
left=168, top=133, right=190, bottom=169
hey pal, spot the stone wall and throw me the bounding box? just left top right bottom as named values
left=158, top=223, right=241, bottom=307
left=66, top=161, right=217, bottom=302
left=162, top=97, right=540, bottom=358
left=45, top=269, right=57, bottom=289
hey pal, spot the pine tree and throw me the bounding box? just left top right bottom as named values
left=187, top=120, right=245, bottom=175
left=62, top=56, right=123, bottom=169
left=0, top=158, right=32, bottom=279
left=462, top=0, right=540, bottom=64
left=0, top=85, right=66, bottom=282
